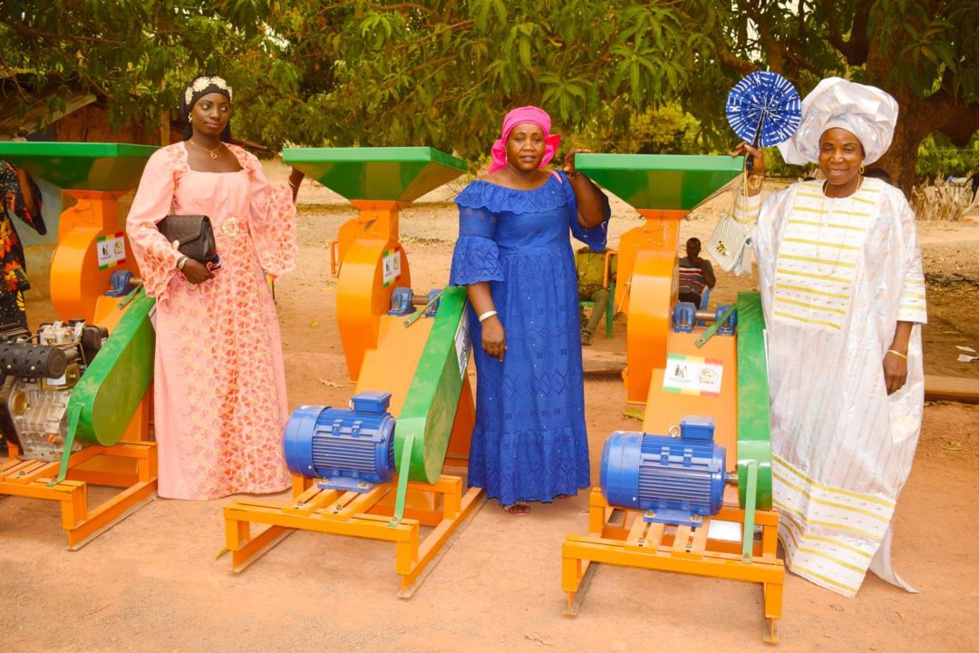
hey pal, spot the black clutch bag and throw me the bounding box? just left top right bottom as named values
left=156, top=215, right=219, bottom=265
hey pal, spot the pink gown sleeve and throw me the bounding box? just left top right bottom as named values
left=236, top=148, right=297, bottom=278
left=125, top=148, right=183, bottom=300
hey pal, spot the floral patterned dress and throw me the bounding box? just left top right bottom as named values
left=126, top=143, right=297, bottom=500
left=0, top=160, right=46, bottom=328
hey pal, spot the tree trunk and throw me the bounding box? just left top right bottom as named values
left=876, top=91, right=932, bottom=197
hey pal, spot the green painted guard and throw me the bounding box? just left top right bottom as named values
left=283, top=147, right=467, bottom=202
left=53, top=288, right=156, bottom=484
left=0, top=142, right=158, bottom=191
left=393, top=285, right=470, bottom=484
left=69, top=288, right=156, bottom=447
left=735, top=292, right=773, bottom=510
left=574, top=153, right=742, bottom=210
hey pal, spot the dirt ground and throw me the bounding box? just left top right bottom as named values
left=2, top=170, right=979, bottom=653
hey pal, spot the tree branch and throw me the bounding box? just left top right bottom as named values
left=813, top=0, right=869, bottom=65
left=733, top=0, right=822, bottom=78
left=0, top=18, right=128, bottom=46
left=929, top=88, right=979, bottom=146
left=713, top=40, right=757, bottom=76
left=367, top=2, right=437, bottom=14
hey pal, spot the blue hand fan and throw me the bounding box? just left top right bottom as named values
left=726, top=71, right=801, bottom=170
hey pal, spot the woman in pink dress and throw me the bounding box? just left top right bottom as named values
left=126, top=75, right=305, bottom=500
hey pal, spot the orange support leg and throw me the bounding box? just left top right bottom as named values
left=561, top=488, right=784, bottom=642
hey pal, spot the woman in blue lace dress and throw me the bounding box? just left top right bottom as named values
left=449, top=106, right=610, bottom=515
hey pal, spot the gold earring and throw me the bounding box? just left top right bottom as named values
left=859, top=164, right=866, bottom=175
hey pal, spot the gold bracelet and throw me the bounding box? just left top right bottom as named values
left=287, top=179, right=300, bottom=191
left=886, top=348, right=908, bottom=361
left=745, top=175, right=764, bottom=190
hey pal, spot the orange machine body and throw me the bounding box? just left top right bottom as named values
left=335, top=200, right=412, bottom=381
left=50, top=190, right=140, bottom=324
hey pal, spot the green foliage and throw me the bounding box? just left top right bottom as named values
left=577, top=101, right=701, bottom=155
left=915, top=132, right=979, bottom=178
left=293, top=0, right=709, bottom=159
left=1, top=0, right=977, bottom=191
left=0, top=0, right=298, bottom=135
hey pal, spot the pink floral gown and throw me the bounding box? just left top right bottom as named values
left=126, top=143, right=296, bottom=499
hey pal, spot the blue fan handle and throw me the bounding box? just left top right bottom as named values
left=745, top=112, right=766, bottom=172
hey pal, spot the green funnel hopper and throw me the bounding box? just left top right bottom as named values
left=283, top=147, right=467, bottom=202
left=575, top=153, right=743, bottom=211
left=0, top=142, right=158, bottom=191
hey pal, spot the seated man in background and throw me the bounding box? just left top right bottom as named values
left=576, top=245, right=617, bottom=346
left=678, top=237, right=715, bottom=307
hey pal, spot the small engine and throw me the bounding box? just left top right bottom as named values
left=0, top=320, right=108, bottom=461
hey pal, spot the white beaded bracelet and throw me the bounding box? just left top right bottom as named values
left=478, top=310, right=498, bottom=323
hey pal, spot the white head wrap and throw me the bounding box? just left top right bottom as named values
left=777, top=77, right=899, bottom=165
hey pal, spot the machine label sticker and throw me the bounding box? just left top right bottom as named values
left=96, top=232, right=127, bottom=270
left=663, top=353, right=723, bottom=396
left=381, top=247, right=402, bottom=287
left=45, top=373, right=67, bottom=387
left=454, top=312, right=471, bottom=379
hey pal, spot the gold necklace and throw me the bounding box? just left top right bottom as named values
left=188, top=139, right=223, bottom=160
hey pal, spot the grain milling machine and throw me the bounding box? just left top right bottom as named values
left=222, top=147, right=483, bottom=596
left=560, top=154, right=785, bottom=643
left=0, top=142, right=158, bottom=549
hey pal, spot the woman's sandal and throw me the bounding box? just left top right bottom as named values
left=502, top=502, right=530, bottom=516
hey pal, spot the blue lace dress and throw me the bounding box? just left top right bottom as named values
left=449, top=171, right=610, bottom=505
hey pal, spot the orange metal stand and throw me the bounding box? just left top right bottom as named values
left=0, top=422, right=157, bottom=550
left=249, top=148, right=477, bottom=594
left=562, top=487, right=784, bottom=643
left=224, top=472, right=483, bottom=597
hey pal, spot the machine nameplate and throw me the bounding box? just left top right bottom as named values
left=382, top=247, right=402, bottom=286
left=454, top=311, right=471, bottom=379
left=663, top=353, right=724, bottom=396
left=96, top=232, right=127, bottom=269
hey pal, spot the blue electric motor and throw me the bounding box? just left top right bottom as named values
left=600, top=416, right=727, bottom=526
left=283, top=391, right=397, bottom=492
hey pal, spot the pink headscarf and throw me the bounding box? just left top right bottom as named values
left=487, top=106, right=562, bottom=173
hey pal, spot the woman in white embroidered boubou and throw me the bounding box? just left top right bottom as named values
left=731, top=78, right=926, bottom=598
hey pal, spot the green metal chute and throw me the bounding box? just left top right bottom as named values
left=735, top=291, right=773, bottom=510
